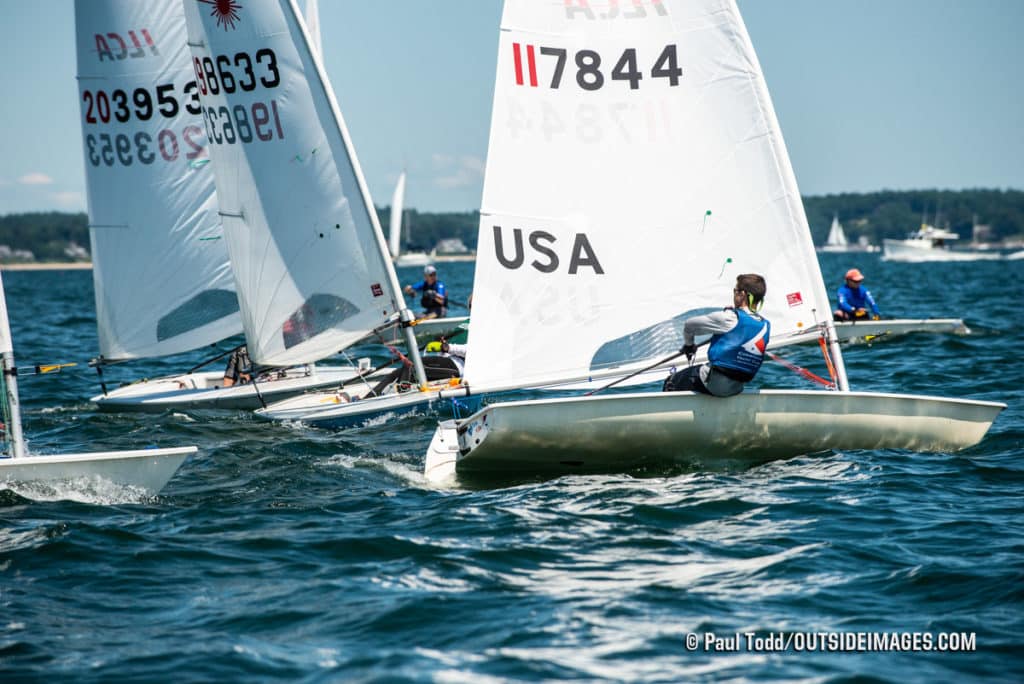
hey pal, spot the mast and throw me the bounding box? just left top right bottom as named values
left=0, top=273, right=26, bottom=459
left=305, top=0, right=322, bottom=58
left=287, top=1, right=428, bottom=387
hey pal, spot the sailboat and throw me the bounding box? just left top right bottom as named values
left=389, top=171, right=432, bottom=268
left=79, top=0, right=364, bottom=412
left=173, top=0, right=480, bottom=429
left=817, top=214, right=877, bottom=253
left=181, top=0, right=435, bottom=414
left=421, top=0, right=1004, bottom=481
left=819, top=214, right=850, bottom=252
left=0, top=271, right=193, bottom=494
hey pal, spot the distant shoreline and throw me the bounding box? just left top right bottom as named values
left=1, top=262, right=92, bottom=271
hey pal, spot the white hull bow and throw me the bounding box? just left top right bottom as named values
left=0, top=447, right=196, bottom=495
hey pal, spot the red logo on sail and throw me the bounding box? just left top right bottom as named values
left=199, top=0, right=243, bottom=31
left=786, top=291, right=803, bottom=307
left=512, top=43, right=538, bottom=87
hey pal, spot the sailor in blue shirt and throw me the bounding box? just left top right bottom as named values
left=833, top=268, right=880, bottom=321
left=663, top=274, right=771, bottom=397
left=403, top=264, right=448, bottom=318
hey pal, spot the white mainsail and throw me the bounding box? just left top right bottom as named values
left=182, top=0, right=426, bottom=378
left=463, top=0, right=842, bottom=391
left=75, top=0, right=241, bottom=361
left=389, top=170, right=406, bottom=259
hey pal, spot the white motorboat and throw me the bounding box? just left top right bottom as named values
left=883, top=224, right=1001, bottom=262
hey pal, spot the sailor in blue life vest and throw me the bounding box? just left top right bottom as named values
left=833, top=268, right=880, bottom=321
left=662, top=274, right=771, bottom=397
left=403, top=264, right=448, bottom=319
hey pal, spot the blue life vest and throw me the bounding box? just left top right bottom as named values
left=707, top=308, right=771, bottom=381
left=416, top=280, right=448, bottom=311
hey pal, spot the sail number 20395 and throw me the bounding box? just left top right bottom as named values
left=512, top=43, right=682, bottom=91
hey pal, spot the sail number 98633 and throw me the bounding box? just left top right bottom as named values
left=192, top=48, right=281, bottom=96
left=512, top=43, right=681, bottom=91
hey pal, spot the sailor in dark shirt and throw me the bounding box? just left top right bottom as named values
left=222, top=346, right=252, bottom=387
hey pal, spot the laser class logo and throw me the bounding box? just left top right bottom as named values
left=198, top=0, right=243, bottom=30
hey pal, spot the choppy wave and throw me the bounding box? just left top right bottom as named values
left=1, top=260, right=1022, bottom=681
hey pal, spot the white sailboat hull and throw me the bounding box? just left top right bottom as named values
left=394, top=252, right=432, bottom=268
left=354, top=316, right=469, bottom=347
left=834, top=318, right=969, bottom=342
left=425, top=391, right=1004, bottom=481
left=0, top=446, right=196, bottom=495
left=256, top=379, right=477, bottom=428
left=92, top=365, right=360, bottom=413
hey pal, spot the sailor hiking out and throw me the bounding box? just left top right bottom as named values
left=663, top=274, right=771, bottom=397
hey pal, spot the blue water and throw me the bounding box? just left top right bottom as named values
left=1, top=255, right=1022, bottom=682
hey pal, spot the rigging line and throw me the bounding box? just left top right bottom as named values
left=817, top=336, right=838, bottom=387
left=766, top=351, right=834, bottom=389
left=186, top=343, right=245, bottom=374
left=339, top=351, right=377, bottom=396
left=585, top=340, right=710, bottom=397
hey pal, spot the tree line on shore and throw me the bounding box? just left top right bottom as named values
left=2, top=188, right=1022, bottom=262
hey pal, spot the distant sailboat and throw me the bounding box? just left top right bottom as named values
left=389, top=171, right=432, bottom=268
left=822, top=214, right=849, bottom=250
left=817, top=214, right=877, bottom=253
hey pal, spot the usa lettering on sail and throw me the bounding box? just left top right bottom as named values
left=492, top=226, right=605, bottom=275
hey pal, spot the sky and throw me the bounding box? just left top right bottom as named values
left=1, top=0, right=1022, bottom=216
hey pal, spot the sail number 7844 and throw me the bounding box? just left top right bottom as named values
left=513, top=43, right=682, bottom=91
